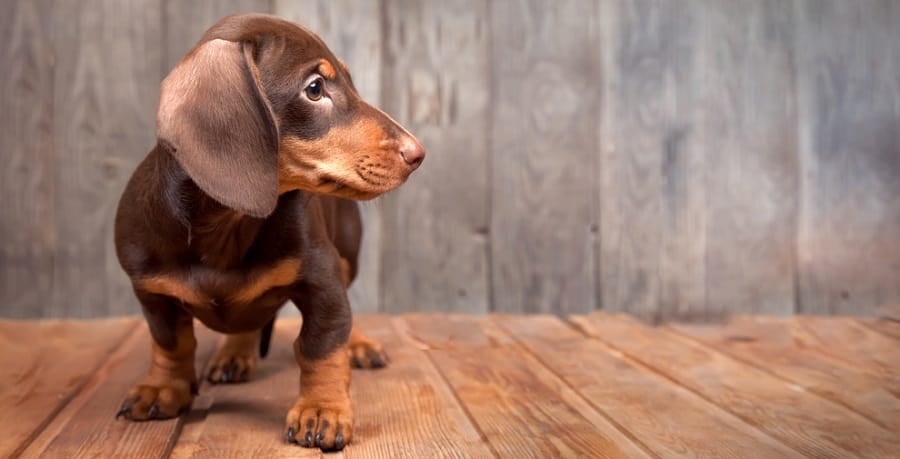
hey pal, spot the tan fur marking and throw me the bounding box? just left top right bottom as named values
left=318, top=59, right=336, bottom=80
left=230, top=258, right=302, bottom=304
left=139, top=275, right=210, bottom=305
left=339, top=258, right=352, bottom=287
left=137, top=258, right=301, bottom=306
left=278, top=118, right=408, bottom=199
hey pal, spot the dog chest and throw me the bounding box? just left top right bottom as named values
left=136, top=258, right=302, bottom=329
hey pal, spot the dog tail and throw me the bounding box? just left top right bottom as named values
left=259, top=317, right=276, bottom=359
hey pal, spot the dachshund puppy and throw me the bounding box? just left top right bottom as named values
left=113, top=14, right=424, bottom=451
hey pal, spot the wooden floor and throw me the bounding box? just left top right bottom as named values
left=2, top=311, right=899, bottom=458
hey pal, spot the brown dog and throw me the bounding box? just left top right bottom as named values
left=113, top=14, right=424, bottom=451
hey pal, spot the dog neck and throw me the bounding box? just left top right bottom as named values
left=159, top=148, right=266, bottom=270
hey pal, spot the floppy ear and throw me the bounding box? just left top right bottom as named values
left=157, top=39, right=279, bottom=218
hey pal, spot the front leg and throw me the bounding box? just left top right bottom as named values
left=118, top=290, right=197, bottom=420
left=284, top=275, right=353, bottom=451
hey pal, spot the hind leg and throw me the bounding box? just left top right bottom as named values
left=207, top=330, right=260, bottom=383
left=348, top=325, right=388, bottom=369
left=338, top=258, right=389, bottom=369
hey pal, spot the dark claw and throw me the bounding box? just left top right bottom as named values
left=315, top=431, right=324, bottom=445
left=285, top=427, right=296, bottom=444
left=116, top=404, right=131, bottom=419
left=370, top=356, right=386, bottom=368
left=240, top=370, right=249, bottom=382
left=301, top=431, right=313, bottom=447
left=334, top=431, right=345, bottom=450
left=147, top=404, right=159, bottom=419
left=351, top=356, right=363, bottom=368
left=221, top=367, right=233, bottom=383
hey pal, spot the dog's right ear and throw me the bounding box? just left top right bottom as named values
left=157, top=39, right=279, bottom=218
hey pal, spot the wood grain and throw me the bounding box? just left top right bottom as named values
left=0, top=0, right=56, bottom=319
left=347, top=316, right=492, bottom=458
left=670, top=316, right=900, bottom=430
left=571, top=312, right=900, bottom=458
left=50, top=0, right=162, bottom=317
left=173, top=317, right=492, bottom=458
left=701, top=0, right=798, bottom=316
left=490, top=0, right=598, bottom=314
left=170, top=321, right=321, bottom=458
left=0, top=317, right=138, bottom=457
left=379, top=0, right=492, bottom=314
left=597, top=0, right=706, bottom=321
left=21, top=321, right=220, bottom=458
left=794, top=315, right=900, bottom=383
left=163, top=0, right=272, bottom=72
left=496, top=315, right=801, bottom=458
left=795, top=0, right=900, bottom=315
left=402, top=314, right=650, bottom=458
left=862, top=318, right=900, bottom=340
left=275, top=0, right=384, bottom=314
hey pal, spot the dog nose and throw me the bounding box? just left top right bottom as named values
left=399, top=137, right=425, bottom=170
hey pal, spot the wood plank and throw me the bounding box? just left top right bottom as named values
left=22, top=321, right=219, bottom=458
left=379, top=0, right=491, bottom=314
left=169, top=320, right=320, bottom=458
left=347, top=316, right=492, bottom=458
left=402, top=314, right=650, bottom=458
left=50, top=0, right=162, bottom=317
left=571, top=313, right=900, bottom=458
left=163, top=0, right=272, bottom=72
left=597, top=0, right=705, bottom=321
left=274, top=0, right=383, bottom=314
left=490, top=0, right=597, bottom=314
left=496, top=315, right=801, bottom=458
left=670, top=317, right=900, bottom=431
left=877, top=304, right=900, bottom=322
left=701, top=0, right=798, bottom=316
left=794, top=316, right=900, bottom=383
left=0, top=0, right=55, bottom=319
left=173, top=317, right=492, bottom=458
left=795, top=0, right=900, bottom=315
left=862, top=318, right=900, bottom=340
left=0, top=318, right=138, bottom=457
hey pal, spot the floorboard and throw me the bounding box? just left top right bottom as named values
left=0, top=318, right=138, bottom=458
left=497, top=315, right=801, bottom=458
left=3, top=313, right=898, bottom=458
left=401, top=314, right=648, bottom=458
left=571, top=312, right=899, bottom=458
left=670, top=316, right=900, bottom=431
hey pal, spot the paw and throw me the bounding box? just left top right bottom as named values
left=207, top=346, right=258, bottom=384
left=284, top=398, right=353, bottom=451
left=116, top=378, right=194, bottom=421
left=206, top=332, right=260, bottom=384
left=348, top=339, right=389, bottom=369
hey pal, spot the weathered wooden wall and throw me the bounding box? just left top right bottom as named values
left=1, top=0, right=898, bottom=320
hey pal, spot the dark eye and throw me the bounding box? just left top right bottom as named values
left=305, top=78, right=324, bottom=101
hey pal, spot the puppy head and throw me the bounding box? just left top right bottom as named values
left=157, top=14, right=424, bottom=218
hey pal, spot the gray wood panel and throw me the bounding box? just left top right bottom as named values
left=702, top=0, right=798, bottom=316
left=795, top=0, right=900, bottom=315
left=379, top=0, right=492, bottom=313
left=163, top=0, right=272, bottom=72
left=2, top=0, right=900, bottom=319
left=0, top=0, right=55, bottom=318
left=490, top=0, right=598, bottom=314
left=275, top=0, right=384, bottom=314
left=597, top=0, right=705, bottom=321
left=50, top=0, right=162, bottom=317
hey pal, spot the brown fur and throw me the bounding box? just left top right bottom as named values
left=113, top=13, right=424, bottom=452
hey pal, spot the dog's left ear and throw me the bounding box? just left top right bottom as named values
left=157, top=39, right=279, bottom=218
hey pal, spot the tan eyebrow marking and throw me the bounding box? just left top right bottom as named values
left=318, top=59, right=336, bottom=80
